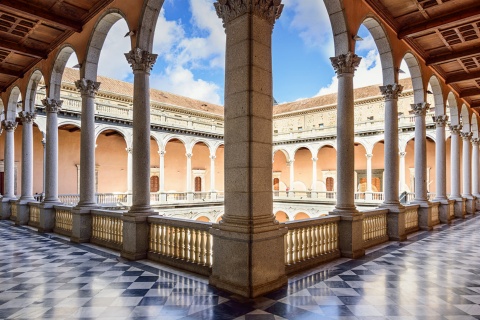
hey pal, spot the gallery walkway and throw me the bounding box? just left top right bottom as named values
left=1, top=216, right=480, bottom=319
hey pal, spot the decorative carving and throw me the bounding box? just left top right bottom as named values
left=125, top=48, right=157, bottom=73
left=210, top=155, right=217, bottom=160
left=410, top=102, right=430, bottom=117
left=449, top=124, right=463, bottom=135
left=311, top=157, right=318, bottom=162
left=186, top=153, right=193, bottom=159
left=19, top=111, right=36, bottom=124
left=125, top=147, right=132, bottom=154
left=365, top=153, right=373, bottom=159
left=399, top=152, right=406, bottom=157
left=75, top=78, right=100, bottom=97
left=214, top=0, right=284, bottom=26
left=433, top=115, right=449, bottom=128
left=41, top=98, right=63, bottom=113
left=330, top=52, right=361, bottom=75
left=460, top=131, right=473, bottom=141
left=287, top=159, right=294, bottom=166
left=159, top=150, right=166, bottom=156
left=471, top=138, right=480, bottom=146
left=2, top=120, right=17, bottom=131
left=379, top=83, right=403, bottom=100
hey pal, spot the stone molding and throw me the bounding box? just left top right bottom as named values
left=433, top=115, right=449, bottom=128
left=312, top=157, right=318, bottom=162
left=214, top=0, right=284, bottom=26
left=449, top=124, right=463, bottom=135
left=125, top=48, right=157, bottom=74
left=210, top=155, right=216, bottom=160
left=2, top=120, right=17, bottom=131
left=460, top=131, right=473, bottom=141
left=186, top=153, right=192, bottom=159
left=399, top=151, right=406, bottom=157
left=75, top=78, right=100, bottom=97
left=125, top=147, right=132, bottom=154
left=366, top=153, right=373, bottom=159
left=42, top=98, right=63, bottom=113
left=330, top=52, right=361, bottom=75
left=410, top=102, right=430, bottom=117
left=159, top=150, right=166, bottom=156
left=19, top=111, right=36, bottom=124
left=379, top=83, right=403, bottom=100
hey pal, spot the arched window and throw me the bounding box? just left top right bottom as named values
left=273, top=178, right=279, bottom=191
left=150, top=176, right=159, bottom=192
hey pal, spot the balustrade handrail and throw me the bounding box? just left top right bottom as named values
left=148, top=215, right=211, bottom=230
left=284, top=215, right=341, bottom=229
left=362, top=208, right=389, bottom=217
left=91, top=209, right=126, bottom=218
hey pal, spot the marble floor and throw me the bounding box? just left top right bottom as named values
left=1, top=216, right=480, bottom=319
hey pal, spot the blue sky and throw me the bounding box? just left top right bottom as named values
left=68, top=0, right=410, bottom=105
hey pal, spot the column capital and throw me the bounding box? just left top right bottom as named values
left=41, top=98, right=63, bottom=113
left=365, top=153, right=373, bottom=159
left=460, top=131, right=473, bottom=141
left=125, top=48, right=157, bottom=74
left=19, top=111, right=36, bottom=124
left=433, top=114, right=449, bottom=127
left=330, top=52, right=361, bottom=75
left=287, top=159, right=295, bottom=165
left=399, top=151, right=406, bottom=157
left=186, top=153, right=192, bottom=159
left=2, top=120, right=17, bottom=131
left=75, top=78, right=100, bottom=97
left=379, top=83, right=403, bottom=100
left=159, top=150, right=166, bottom=156
left=41, top=138, right=46, bottom=147
left=449, top=124, right=463, bottom=135
left=471, top=138, right=480, bottom=146
left=311, top=157, right=318, bottom=162
left=214, top=0, right=284, bottom=27
left=410, top=102, right=430, bottom=117
left=126, top=147, right=132, bottom=154
left=210, top=155, right=217, bottom=160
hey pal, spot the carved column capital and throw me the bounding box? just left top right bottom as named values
left=186, top=153, right=193, bottom=159
left=287, top=159, right=294, bottom=166
left=449, top=124, right=463, bottom=135
left=460, top=131, right=473, bottom=141
left=311, top=157, right=318, bottom=162
left=126, top=147, right=132, bottom=154
left=125, top=48, right=157, bottom=74
left=159, top=150, right=166, bottom=156
left=399, top=151, right=407, bottom=157
left=366, top=153, right=373, bottom=159
left=330, top=52, right=361, bottom=75
left=41, top=98, right=63, bottom=113
left=379, top=83, right=403, bottom=100
left=410, top=102, right=430, bottom=117
left=471, top=138, right=480, bottom=146
left=2, top=120, right=17, bottom=131
left=19, top=111, right=36, bottom=124
left=210, top=155, right=217, bottom=160
left=433, top=115, right=449, bottom=127
left=214, top=0, right=284, bottom=27
left=75, top=78, right=100, bottom=97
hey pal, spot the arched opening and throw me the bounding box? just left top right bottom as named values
left=164, top=138, right=187, bottom=192
left=275, top=211, right=289, bottom=223
left=294, top=212, right=310, bottom=221
left=192, top=141, right=210, bottom=194
left=58, top=123, right=81, bottom=194
left=95, top=129, right=128, bottom=193
left=196, top=216, right=210, bottom=223
left=272, top=150, right=289, bottom=195
left=316, top=145, right=337, bottom=197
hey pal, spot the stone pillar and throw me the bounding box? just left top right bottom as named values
left=311, top=157, right=318, bottom=198
left=399, top=151, right=406, bottom=194
left=472, top=138, right=480, bottom=205
left=16, top=111, right=36, bottom=225
left=411, top=102, right=432, bottom=230
left=330, top=52, right=364, bottom=257
left=210, top=154, right=217, bottom=199
left=122, top=48, right=158, bottom=260
left=186, top=152, right=193, bottom=201
left=287, top=159, right=294, bottom=197
left=365, top=153, right=373, bottom=201
left=461, top=131, right=475, bottom=214
left=38, top=99, right=62, bottom=232
left=449, top=124, right=465, bottom=217
left=159, top=150, right=166, bottom=202
left=210, top=0, right=288, bottom=298
left=126, top=147, right=133, bottom=205
left=433, top=115, right=453, bottom=223
left=379, top=84, right=406, bottom=240
left=41, top=136, right=46, bottom=197
left=0, top=120, right=17, bottom=219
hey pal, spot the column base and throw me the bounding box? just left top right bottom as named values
left=463, top=195, right=476, bottom=215
left=451, top=197, right=466, bottom=218
left=412, top=201, right=433, bottom=230
left=209, top=226, right=287, bottom=298
left=332, top=211, right=365, bottom=258
left=121, top=211, right=155, bottom=261
left=38, top=202, right=60, bottom=233
left=437, top=199, right=455, bottom=224
left=15, top=199, right=34, bottom=226
left=71, top=207, right=93, bottom=243
left=0, top=197, right=12, bottom=220
left=379, top=203, right=406, bottom=241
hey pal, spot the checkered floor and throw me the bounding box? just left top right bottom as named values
left=1, top=216, right=480, bottom=320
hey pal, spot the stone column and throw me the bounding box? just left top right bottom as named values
left=461, top=131, right=475, bottom=214
left=330, top=52, right=364, bottom=257
left=311, top=157, right=318, bottom=198
left=471, top=138, right=480, bottom=208
left=365, top=153, right=373, bottom=201
left=411, top=102, right=432, bottom=230
left=287, top=159, right=294, bottom=197
left=210, top=0, right=288, bottom=298
left=399, top=152, right=406, bottom=194
left=0, top=120, right=17, bottom=219
left=210, top=154, right=217, bottom=199
left=449, top=124, right=465, bottom=217
left=122, top=48, right=157, bottom=260
left=41, top=136, right=46, bottom=197
left=433, top=115, right=453, bottom=223
left=186, top=152, right=193, bottom=201
left=38, top=99, right=62, bottom=232
left=16, top=111, right=36, bottom=225
left=126, top=147, right=133, bottom=205
left=159, top=150, right=166, bottom=202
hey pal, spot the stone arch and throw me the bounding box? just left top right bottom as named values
left=471, top=114, right=479, bottom=139
left=292, top=144, right=316, bottom=159
left=196, top=216, right=211, bottom=222
left=212, top=142, right=224, bottom=155
left=402, top=52, right=425, bottom=104
left=323, top=0, right=350, bottom=55
left=359, top=16, right=395, bottom=85
left=274, top=211, right=289, bottom=223
left=428, top=75, right=444, bottom=116
left=58, top=120, right=81, bottom=130
left=353, top=138, right=370, bottom=154
left=6, top=86, right=22, bottom=121
left=24, top=69, right=44, bottom=112
left=294, top=212, right=310, bottom=220
left=461, top=104, right=471, bottom=132
left=136, top=0, right=165, bottom=52
left=49, top=45, right=78, bottom=100
left=83, top=9, right=131, bottom=80
left=426, top=131, right=436, bottom=143
left=163, top=135, right=188, bottom=151
left=273, top=148, right=291, bottom=162
left=318, top=141, right=337, bottom=151
left=95, top=126, right=129, bottom=147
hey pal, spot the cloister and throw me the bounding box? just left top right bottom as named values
left=0, top=0, right=479, bottom=310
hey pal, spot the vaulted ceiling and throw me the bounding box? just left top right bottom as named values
left=364, top=0, right=480, bottom=108
left=0, top=0, right=113, bottom=93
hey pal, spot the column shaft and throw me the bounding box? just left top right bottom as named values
left=399, top=152, right=406, bottom=193
left=311, top=158, right=317, bottom=190
left=19, top=112, right=36, bottom=201
left=412, top=103, right=429, bottom=202
left=450, top=125, right=462, bottom=198
left=42, top=99, right=62, bottom=203
left=288, top=160, right=294, bottom=192
left=366, top=154, right=373, bottom=192
left=434, top=116, right=448, bottom=200
left=210, top=155, right=216, bottom=191
left=2, top=121, right=17, bottom=199
left=126, top=148, right=133, bottom=193
left=461, top=132, right=473, bottom=197
left=472, top=139, right=479, bottom=196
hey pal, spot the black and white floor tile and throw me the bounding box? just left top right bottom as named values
left=1, top=215, right=480, bottom=319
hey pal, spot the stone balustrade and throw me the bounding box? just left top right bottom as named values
left=431, top=202, right=440, bottom=226
left=283, top=216, right=341, bottom=274
left=404, top=204, right=420, bottom=234
left=362, top=209, right=389, bottom=248
left=91, top=210, right=124, bottom=250
left=28, top=203, right=41, bottom=228
left=148, top=216, right=212, bottom=276
left=54, top=206, right=74, bottom=236
left=10, top=201, right=17, bottom=222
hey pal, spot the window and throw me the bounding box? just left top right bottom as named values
left=150, top=176, right=159, bottom=192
